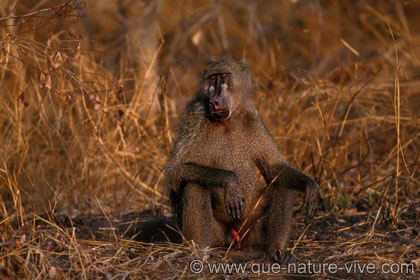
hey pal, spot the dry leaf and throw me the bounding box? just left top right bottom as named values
left=191, top=30, right=203, bottom=46
left=72, top=42, right=81, bottom=61
left=64, top=94, right=72, bottom=104
left=49, top=52, right=62, bottom=69
left=45, top=73, right=52, bottom=90
left=40, top=69, right=52, bottom=90
left=48, top=266, right=57, bottom=279
left=54, top=52, right=62, bottom=63
left=40, top=72, right=46, bottom=88
left=19, top=234, right=26, bottom=244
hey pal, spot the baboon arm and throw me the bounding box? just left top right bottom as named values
left=165, top=162, right=237, bottom=192
left=256, top=157, right=319, bottom=224
left=254, top=126, right=319, bottom=224
left=256, top=159, right=317, bottom=193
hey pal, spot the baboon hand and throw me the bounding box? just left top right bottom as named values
left=224, top=175, right=245, bottom=220
left=301, top=181, right=320, bottom=225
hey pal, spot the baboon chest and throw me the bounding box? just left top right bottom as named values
left=195, top=122, right=253, bottom=172
left=187, top=120, right=263, bottom=223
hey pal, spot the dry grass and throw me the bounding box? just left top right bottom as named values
left=0, top=0, right=419, bottom=279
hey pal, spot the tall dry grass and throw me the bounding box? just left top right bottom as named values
left=0, top=0, right=419, bottom=278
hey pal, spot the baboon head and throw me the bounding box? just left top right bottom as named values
left=200, top=58, right=256, bottom=122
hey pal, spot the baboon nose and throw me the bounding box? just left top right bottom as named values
left=210, top=100, right=221, bottom=110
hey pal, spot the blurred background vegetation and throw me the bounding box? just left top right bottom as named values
left=1, top=0, right=419, bottom=221
left=0, top=1, right=419, bottom=277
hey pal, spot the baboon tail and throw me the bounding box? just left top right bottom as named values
left=130, top=215, right=182, bottom=243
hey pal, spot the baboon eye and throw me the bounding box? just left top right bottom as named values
left=220, top=73, right=231, bottom=82
left=207, top=73, right=230, bottom=81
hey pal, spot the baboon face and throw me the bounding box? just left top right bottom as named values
left=205, top=72, right=233, bottom=121
left=202, top=59, right=254, bottom=122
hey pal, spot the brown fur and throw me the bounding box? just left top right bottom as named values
left=164, top=57, right=319, bottom=260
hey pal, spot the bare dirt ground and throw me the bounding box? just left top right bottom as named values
left=3, top=203, right=418, bottom=279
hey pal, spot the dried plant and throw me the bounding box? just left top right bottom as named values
left=0, top=0, right=418, bottom=279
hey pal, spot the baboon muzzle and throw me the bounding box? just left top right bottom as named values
left=207, top=73, right=231, bottom=121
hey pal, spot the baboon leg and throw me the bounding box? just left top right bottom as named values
left=266, top=187, right=295, bottom=260
left=182, top=183, right=225, bottom=247
left=241, top=218, right=266, bottom=251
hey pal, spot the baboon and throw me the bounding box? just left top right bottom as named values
left=164, top=57, right=319, bottom=260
